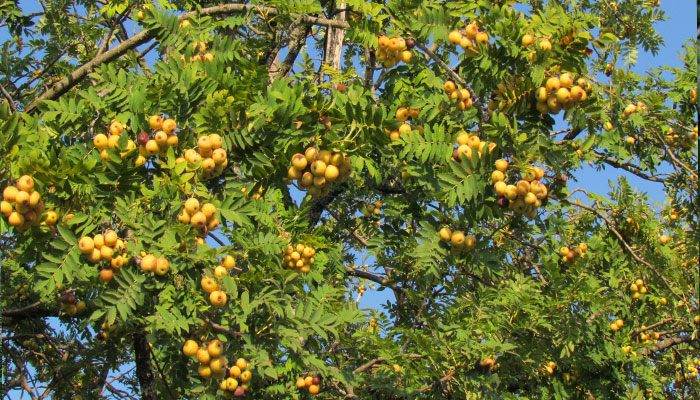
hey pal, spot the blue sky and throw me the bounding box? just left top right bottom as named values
left=1, top=0, right=696, bottom=396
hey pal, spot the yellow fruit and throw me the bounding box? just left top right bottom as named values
left=201, top=203, right=217, bottom=218
left=210, top=290, right=227, bottom=307
left=229, top=365, right=242, bottom=378
left=223, top=255, right=236, bottom=269
left=93, top=133, right=109, bottom=150
left=491, top=170, right=505, bottom=182
left=448, top=30, right=463, bottom=44
left=141, top=254, right=156, bottom=272
left=451, top=231, right=465, bottom=247
left=240, top=370, right=252, bottom=382
left=3, top=185, right=18, bottom=202
left=185, top=198, right=200, bottom=214
left=155, top=257, right=169, bottom=275
left=198, top=363, right=212, bottom=379
left=209, top=356, right=227, bottom=372
left=162, top=119, right=177, bottom=135
left=78, top=236, right=95, bottom=254
left=183, top=340, right=199, bottom=357
left=296, top=378, right=306, bottom=388
left=495, top=159, right=508, bottom=172
left=236, top=358, right=248, bottom=371
left=148, top=115, right=163, bottom=130
left=201, top=276, right=219, bottom=293
left=522, top=33, right=534, bottom=47
left=8, top=211, right=24, bottom=226
left=208, top=340, right=224, bottom=357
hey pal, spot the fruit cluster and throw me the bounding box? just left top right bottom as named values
left=78, top=230, right=128, bottom=282
left=179, top=41, right=214, bottom=65
left=444, top=81, right=473, bottom=111
left=375, top=35, right=414, bottom=68
left=295, top=375, right=321, bottom=395
left=287, top=148, right=352, bottom=196
left=135, top=115, right=179, bottom=166
left=219, top=357, right=252, bottom=397
left=638, top=328, right=660, bottom=344
left=534, top=73, right=588, bottom=115
left=492, top=162, right=548, bottom=219
left=140, top=253, right=170, bottom=275
left=439, top=227, right=477, bottom=255
left=542, top=361, right=557, bottom=375
left=386, top=107, right=421, bottom=141
left=242, top=186, right=264, bottom=200
left=59, top=292, right=86, bottom=317
left=448, top=23, right=489, bottom=56
left=178, top=134, right=228, bottom=181
left=201, top=275, right=227, bottom=307
left=559, top=243, right=588, bottom=264
left=1, top=176, right=50, bottom=231
left=692, top=88, right=698, bottom=104
left=97, top=321, right=117, bottom=340
left=629, top=279, right=647, bottom=299
left=665, top=126, right=698, bottom=150
left=487, top=79, right=527, bottom=115
left=451, top=131, right=497, bottom=162
left=282, top=243, right=316, bottom=273
left=620, top=101, right=647, bottom=120
left=178, top=198, right=220, bottom=236
left=94, top=120, right=137, bottom=163
left=213, top=255, right=237, bottom=279
left=362, top=201, right=383, bottom=217
left=621, top=345, right=638, bottom=358
left=608, top=318, right=624, bottom=332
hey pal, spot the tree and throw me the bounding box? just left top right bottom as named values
left=1, top=0, right=698, bottom=399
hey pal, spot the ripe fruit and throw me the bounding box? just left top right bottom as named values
left=183, top=340, right=199, bottom=357
left=78, top=236, right=95, bottom=254
left=201, top=276, right=218, bottom=293
left=17, top=175, right=34, bottom=192
left=141, top=254, right=156, bottom=272
left=522, top=33, right=534, bottom=47
left=210, top=290, right=227, bottom=307
left=99, top=268, right=114, bottom=282
left=309, top=384, right=320, bottom=394
left=439, top=227, right=452, bottom=241
left=207, top=340, right=223, bottom=357
left=236, top=358, right=248, bottom=370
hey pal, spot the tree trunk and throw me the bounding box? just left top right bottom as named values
left=324, top=2, right=346, bottom=71
left=133, top=333, right=157, bottom=400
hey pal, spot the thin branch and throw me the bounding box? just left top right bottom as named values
left=25, top=3, right=351, bottom=113
left=630, top=318, right=674, bottom=337
left=353, top=354, right=423, bottom=374
left=592, top=151, right=666, bottom=183
left=639, top=335, right=696, bottom=357
left=569, top=201, right=681, bottom=299
left=0, top=83, right=17, bottom=113
left=205, top=318, right=242, bottom=337
left=344, top=266, right=402, bottom=294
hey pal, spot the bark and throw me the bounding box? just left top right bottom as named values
left=324, top=2, right=346, bottom=72
left=639, top=335, right=696, bottom=357
left=133, top=333, right=157, bottom=400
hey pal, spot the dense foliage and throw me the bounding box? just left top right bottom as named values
left=1, top=1, right=698, bottom=399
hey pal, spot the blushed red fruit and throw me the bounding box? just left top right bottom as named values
left=406, top=38, right=415, bottom=49
left=496, top=197, right=509, bottom=209
left=66, top=294, right=76, bottom=304
left=97, top=332, right=105, bottom=340
left=137, top=132, right=150, bottom=146
left=312, top=376, right=321, bottom=385
left=336, top=83, right=347, bottom=93
left=233, top=387, right=245, bottom=397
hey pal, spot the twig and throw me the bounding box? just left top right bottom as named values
left=353, top=354, right=423, bottom=374
left=0, top=83, right=17, bottom=113
left=630, top=318, right=674, bottom=337
left=25, top=3, right=351, bottom=113
left=205, top=318, right=242, bottom=337
left=569, top=201, right=681, bottom=300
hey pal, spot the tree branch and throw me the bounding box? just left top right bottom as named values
left=592, top=151, right=666, bottom=183
left=639, top=335, right=695, bottom=357
left=25, top=3, right=351, bottom=113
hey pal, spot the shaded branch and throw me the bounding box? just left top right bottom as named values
left=26, top=3, right=350, bottom=113
left=639, top=335, right=696, bottom=357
